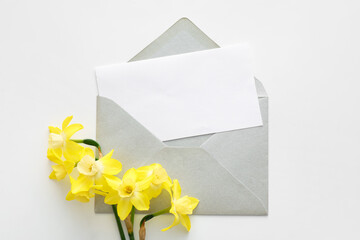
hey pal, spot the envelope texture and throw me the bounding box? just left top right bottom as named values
left=95, top=18, right=268, bottom=215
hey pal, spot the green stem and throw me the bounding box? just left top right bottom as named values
left=71, top=138, right=102, bottom=159
left=131, top=206, right=135, bottom=227
left=127, top=206, right=135, bottom=240
left=139, top=207, right=171, bottom=227
left=112, top=205, right=126, bottom=240
left=71, top=139, right=101, bottom=151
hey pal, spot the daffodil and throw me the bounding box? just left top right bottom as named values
left=48, top=145, right=86, bottom=180
left=104, top=168, right=153, bottom=220
left=136, top=163, right=171, bottom=199
left=162, top=179, right=199, bottom=232
left=48, top=149, right=74, bottom=180
left=66, top=176, right=106, bottom=203
left=71, top=149, right=122, bottom=194
left=48, top=116, right=83, bottom=160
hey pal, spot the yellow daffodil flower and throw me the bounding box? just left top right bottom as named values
left=66, top=190, right=94, bottom=203
left=71, top=149, right=122, bottom=194
left=66, top=176, right=106, bottom=203
left=162, top=179, right=199, bottom=232
left=48, top=116, right=83, bottom=160
left=136, top=163, right=171, bottom=199
left=48, top=149, right=75, bottom=180
left=48, top=144, right=87, bottom=180
left=48, top=138, right=90, bottom=181
left=104, top=168, right=153, bottom=220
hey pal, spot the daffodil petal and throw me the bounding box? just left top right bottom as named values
left=162, top=212, right=180, bottom=231
left=179, top=214, right=191, bottom=231
left=104, top=175, right=122, bottom=190
left=100, top=157, right=122, bottom=175
left=172, top=179, right=181, bottom=200
left=71, top=175, right=94, bottom=194
left=93, top=189, right=107, bottom=197
left=95, top=175, right=106, bottom=187
left=150, top=163, right=162, bottom=169
left=174, top=196, right=199, bottom=215
left=185, top=197, right=200, bottom=211
left=151, top=166, right=169, bottom=185
left=123, top=168, right=137, bottom=182
left=146, top=184, right=163, bottom=199
left=49, top=170, right=57, bottom=180
left=63, top=161, right=75, bottom=174
left=51, top=165, right=67, bottom=180
left=76, top=197, right=91, bottom=203
left=135, top=175, right=153, bottom=192
left=64, top=123, right=83, bottom=138
left=136, top=165, right=153, bottom=181
left=101, top=149, right=114, bottom=160
left=53, top=148, right=63, bottom=159
left=47, top=149, right=63, bottom=165
left=49, top=126, right=61, bottom=134
left=63, top=140, right=84, bottom=163
left=62, top=116, right=73, bottom=130
left=65, top=191, right=75, bottom=201
left=84, top=147, right=95, bottom=158
left=117, top=198, right=133, bottom=220
left=131, top=191, right=150, bottom=211
left=163, top=179, right=172, bottom=194
left=104, top=190, right=121, bottom=205
left=66, top=190, right=91, bottom=203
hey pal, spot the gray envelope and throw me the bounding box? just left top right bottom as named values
left=95, top=18, right=268, bottom=215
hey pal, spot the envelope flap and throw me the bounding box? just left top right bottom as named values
left=129, top=17, right=219, bottom=62
left=255, top=78, right=268, bottom=98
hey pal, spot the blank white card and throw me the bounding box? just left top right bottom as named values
left=96, top=44, right=262, bottom=141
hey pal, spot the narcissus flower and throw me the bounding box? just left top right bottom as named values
left=136, top=163, right=171, bottom=199
left=71, top=149, right=122, bottom=194
left=48, top=116, right=83, bottom=160
left=105, top=168, right=153, bottom=220
left=48, top=145, right=85, bottom=181
left=48, top=149, right=74, bottom=180
left=66, top=176, right=105, bottom=203
left=48, top=116, right=83, bottom=161
left=162, top=179, right=199, bottom=232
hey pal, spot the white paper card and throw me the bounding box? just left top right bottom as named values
left=96, top=44, right=262, bottom=141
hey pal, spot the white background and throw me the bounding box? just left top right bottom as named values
left=1, top=0, right=359, bottom=239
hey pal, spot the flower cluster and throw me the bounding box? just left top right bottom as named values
left=47, top=116, right=199, bottom=238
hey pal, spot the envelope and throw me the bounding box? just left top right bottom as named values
left=94, top=18, right=268, bottom=215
